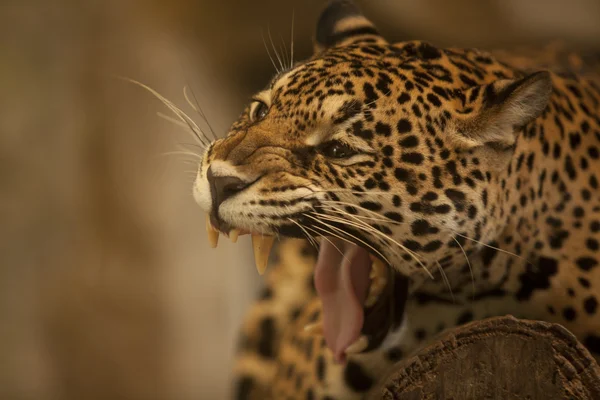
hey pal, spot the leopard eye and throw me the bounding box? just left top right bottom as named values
left=320, top=140, right=357, bottom=159
left=249, top=101, right=269, bottom=122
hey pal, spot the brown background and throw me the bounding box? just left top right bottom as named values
left=1, top=1, right=599, bottom=399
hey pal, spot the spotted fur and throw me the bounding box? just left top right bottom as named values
left=193, top=1, right=600, bottom=399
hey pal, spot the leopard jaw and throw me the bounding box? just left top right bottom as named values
left=206, top=213, right=391, bottom=353
left=205, top=214, right=275, bottom=276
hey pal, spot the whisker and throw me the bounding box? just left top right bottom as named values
left=157, top=112, right=190, bottom=130
left=289, top=10, right=295, bottom=69
left=453, top=233, right=532, bottom=265
left=179, top=142, right=206, bottom=150
left=320, top=199, right=526, bottom=264
left=312, top=210, right=432, bottom=279
left=312, top=211, right=405, bottom=263
left=261, top=29, right=280, bottom=74
left=363, top=90, right=392, bottom=108
left=435, top=260, right=455, bottom=303
left=279, top=34, right=289, bottom=71
left=303, top=225, right=346, bottom=259
left=267, top=24, right=285, bottom=72
left=286, top=217, right=319, bottom=251
left=122, top=77, right=211, bottom=146
left=452, top=236, right=475, bottom=301
left=183, top=85, right=218, bottom=141
left=161, top=150, right=202, bottom=159
left=304, top=213, right=391, bottom=265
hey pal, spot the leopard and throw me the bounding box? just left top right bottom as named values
left=192, top=1, right=600, bottom=398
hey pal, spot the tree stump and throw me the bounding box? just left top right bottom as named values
left=370, top=316, right=600, bottom=400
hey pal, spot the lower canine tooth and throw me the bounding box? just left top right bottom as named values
left=345, top=335, right=369, bottom=354
left=303, top=322, right=323, bottom=335
left=251, top=234, right=275, bottom=275
left=206, top=214, right=219, bottom=248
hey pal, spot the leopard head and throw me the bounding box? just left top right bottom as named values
left=194, top=0, right=552, bottom=360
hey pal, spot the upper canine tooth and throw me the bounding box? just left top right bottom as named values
left=251, top=234, right=275, bottom=275
left=206, top=214, right=219, bottom=248
left=345, top=335, right=369, bottom=355
left=229, top=229, right=240, bottom=243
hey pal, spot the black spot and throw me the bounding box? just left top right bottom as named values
left=397, top=118, right=412, bottom=134
left=333, top=100, right=362, bottom=124
left=362, top=82, right=379, bottom=105
left=399, top=135, right=419, bottom=148
left=402, top=239, right=422, bottom=251
left=304, top=337, right=314, bottom=359
left=420, top=192, right=436, bottom=203
left=423, top=240, right=442, bottom=252
left=584, top=296, right=598, bottom=315
left=584, top=335, right=600, bottom=354
left=587, top=238, right=599, bottom=251
left=445, top=188, right=466, bottom=212
left=394, top=167, right=415, bottom=183
left=515, top=256, right=558, bottom=301
left=257, top=317, right=276, bottom=358
left=386, top=347, right=403, bottom=362
left=457, top=310, right=474, bottom=325
left=259, top=287, right=273, bottom=300
left=579, top=277, right=591, bottom=288
left=397, top=93, right=411, bottom=104
left=384, top=211, right=403, bottom=222
left=351, top=121, right=373, bottom=140
left=577, top=257, right=598, bottom=271
left=316, top=355, right=326, bottom=382
left=411, top=219, right=438, bottom=236
left=468, top=205, right=477, bottom=219
left=290, top=307, right=302, bottom=321
left=360, top=201, right=382, bottom=211
left=563, top=306, right=577, bottom=321
left=426, top=93, right=442, bottom=107
left=481, top=243, right=499, bottom=266
left=375, top=122, right=392, bottom=137
left=526, top=152, right=536, bottom=172
left=564, top=156, right=577, bottom=180
left=418, top=42, right=442, bottom=59
left=235, top=376, right=254, bottom=400
left=401, top=152, right=424, bottom=165
left=343, top=361, right=373, bottom=392
left=549, top=230, right=570, bottom=249
left=306, top=389, right=314, bottom=400
left=569, top=132, right=582, bottom=150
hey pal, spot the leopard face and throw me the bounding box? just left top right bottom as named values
left=193, top=0, right=552, bottom=363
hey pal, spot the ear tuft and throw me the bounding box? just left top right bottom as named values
left=315, top=0, right=384, bottom=53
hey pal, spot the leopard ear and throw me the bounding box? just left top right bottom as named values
left=314, top=0, right=386, bottom=54
left=453, top=71, right=552, bottom=153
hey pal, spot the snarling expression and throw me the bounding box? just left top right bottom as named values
left=193, top=1, right=551, bottom=362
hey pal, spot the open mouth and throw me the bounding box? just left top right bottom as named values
left=206, top=214, right=409, bottom=363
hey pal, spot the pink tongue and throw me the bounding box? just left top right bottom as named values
left=314, top=238, right=371, bottom=363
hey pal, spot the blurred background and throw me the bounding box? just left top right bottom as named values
left=1, top=0, right=599, bottom=399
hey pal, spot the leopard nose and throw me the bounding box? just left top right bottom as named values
left=207, top=166, right=249, bottom=213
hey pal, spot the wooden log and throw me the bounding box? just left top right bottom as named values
left=370, top=316, right=600, bottom=400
